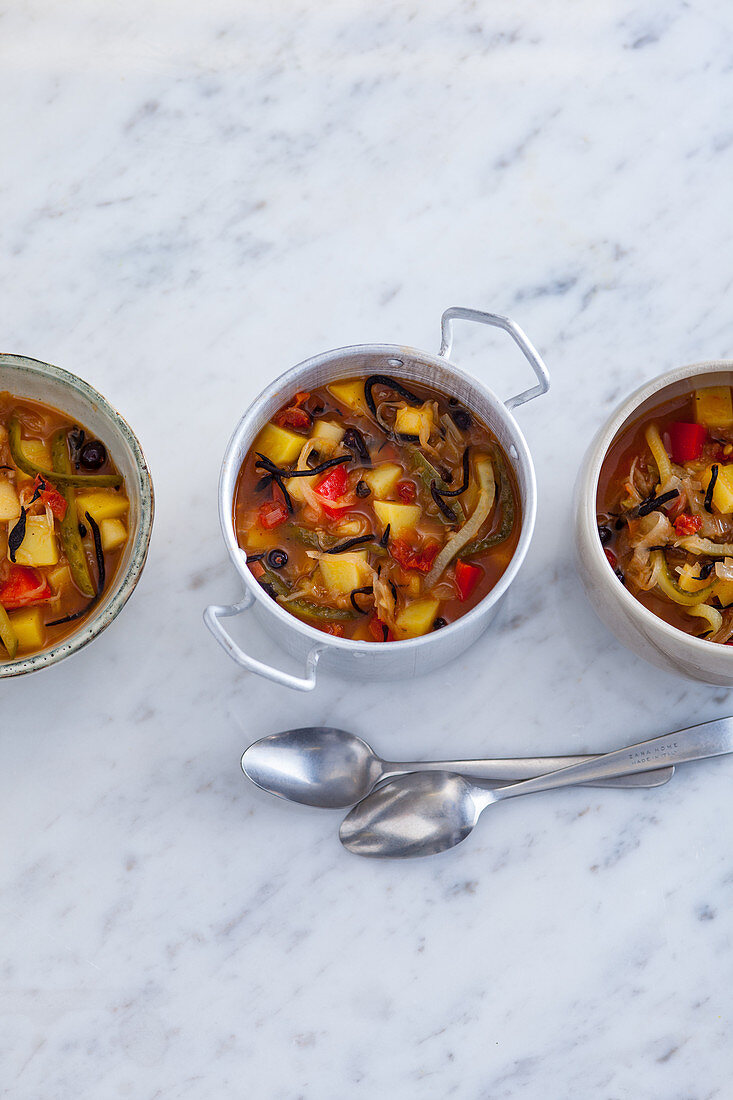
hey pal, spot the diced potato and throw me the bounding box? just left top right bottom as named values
left=17, top=439, right=51, bottom=482
left=702, top=464, right=733, bottom=514
left=363, top=463, right=402, bottom=498
left=244, top=523, right=279, bottom=552
left=9, top=606, right=44, bottom=651
left=47, top=564, right=72, bottom=593
left=100, top=518, right=127, bottom=552
left=394, top=405, right=434, bottom=438
left=311, top=420, right=345, bottom=445
left=318, top=551, right=370, bottom=597
left=327, top=379, right=367, bottom=414
left=694, top=386, right=733, bottom=429
left=334, top=520, right=363, bottom=536
left=253, top=422, right=304, bottom=466
left=0, top=478, right=20, bottom=522
left=394, top=598, right=440, bottom=640
left=373, top=501, right=421, bottom=537
left=75, top=489, right=129, bottom=524
left=12, top=515, right=58, bottom=566
left=284, top=475, right=311, bottom=505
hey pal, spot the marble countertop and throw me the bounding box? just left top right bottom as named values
left=3, top=3, right=733, bottom=1096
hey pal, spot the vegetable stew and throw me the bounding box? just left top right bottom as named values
left=233, top=374, right=521, bottom=640
left=597, top=382, right=733, bottom=643
left=0, top=392, right=130, bottom=659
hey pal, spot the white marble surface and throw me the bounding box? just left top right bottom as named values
left=3, top=2, right=733, bottom=1096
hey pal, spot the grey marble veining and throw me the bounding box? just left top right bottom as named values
left=2, top=2, right=733, bottom=1097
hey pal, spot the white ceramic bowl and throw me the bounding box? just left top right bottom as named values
left=575, top=359, right=733, bottom=685
left=205, top=307, right=550, bottom=691
left=0, top=353, right=154, bottom=677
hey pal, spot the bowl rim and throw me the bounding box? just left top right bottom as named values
left=218, top=341, right=538, bottom=653
left=0, top=352, right=154, bottom=677
left=581, top=357, right=733, bottom=661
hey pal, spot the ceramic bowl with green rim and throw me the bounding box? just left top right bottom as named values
left=0, top=353, right=154, bottom=677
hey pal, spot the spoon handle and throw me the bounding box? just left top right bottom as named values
left=382, top=756, right=673, bottom=789
left=486, top=716, right=733, bottom=803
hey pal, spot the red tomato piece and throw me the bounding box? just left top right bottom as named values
left=258, top=500, right=288, bottom=529
left=389, top=538, right=439, bottom=574
left=32, top=475, right=67, bottom=520
left=604, top=547, right=618, bottom=569
left=397, top=480, right=416, bottom=503
left=454, top=559, right=482, bottom=601
left=315, top=464, right=348, bottom=501
left=668, top=422, right=707, bottom=464
left=0, top=565, right=52, bottom=609
left=674, top=513, right=703, bottom=537
left=368, top=616, right=394, bottom=642
left=273, top=406, right=311, bottom=431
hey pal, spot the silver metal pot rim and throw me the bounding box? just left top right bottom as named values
left=579, top=358, right=733, bottom=661
left=0, top=352, right=154, bottom=678
left=206, top=308, right=550, bottom=689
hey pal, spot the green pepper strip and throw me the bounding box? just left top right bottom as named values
left=0, top=603, right=18, bottom=659
left=8, top=415, right=122, bottom=488
left=284, top=525, right=386, bottom=556
left=256, top=567, right=358, bottom=621
left=51, top=430, right=96, bottom=598
left=462, top=449, right=515, bottom=557
left=409, top=449, right=465, bottom=524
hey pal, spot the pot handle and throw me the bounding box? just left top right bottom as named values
left=204, top=592, right=323, bottom=692
left=438, top=306, right=550, bottom=411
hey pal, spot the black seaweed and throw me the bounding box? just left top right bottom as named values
left=324, top=534, right=375, bottom=554
left=254, top=452, right=351, bottom=480
left=364, top=375, right=422, bottom=419
left=700, top=561, right=715, bottom=580
left=435, top=448, right=470, bottom=498
left=451, top=409, right=471, bottom=431
left=430, top=481, right=457, bottom=522
left=704, top=465, right=719, bottom=514
left=350, top=586, right=373, bottom=614
left=379, top=523, right=391, bottom=548
left=8, top=508, right=27, bottom=562
left=85, top=511, right=105, bottom=595
left=343, top=427, right=371, bottom=466
left=637, top=489, right=679, bottom=517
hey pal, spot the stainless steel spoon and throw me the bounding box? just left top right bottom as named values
left=241, top=727, right=673, bottom=809
left=339, top=715, right=733, bottom=859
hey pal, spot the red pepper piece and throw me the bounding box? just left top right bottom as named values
left=368, top=615, right=393, bottom=642
left=258, top=500, right=288, bottom=529
left=315, top=464, right=348, bottom=501
left=0, top=565, right=52, bottom=609
left=454, top=559, right=482, bottom=601
left=674, top=513, right=703, bottom=537
left=31, top=475, right=67, bottom=520
left=668, top=422, right=707, bottom=464
left=390, top=538, right=439, bottom=574
left=397, top=480, right=416, bottom=503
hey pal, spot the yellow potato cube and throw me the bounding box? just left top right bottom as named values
left=100, top=518, right=128, bottom=552
left=373, top=501, right=421, bottom=537
left=394, top=598, right=440, bottom=640
left=17, top=439, right=52, bottom=482
left=715, top=579, right=733, bottom=608
left=253, top=422, right=304, bottom=466
left=311, top=420, right=345, bottom=445
left=363, top=463, right=402, bottom=498
left=9, top=607, right=45, bottom=651
left=75, top=489, right=129, bottom=524
left=334, top=520, right=363, bottom=536
left=327, top=379, right=367, bottom=414
left=394, top=405, right=433, bottom=438
left=702, top=464, right=733, bottom=514
left=47, top=565, right=72, bottom=593
left=0, top=478, right=20, bottom=522
left=694, top=386, right=733, bottom=429
left=318, top=551, right=369, bottom=597
left=12, top=515, right=58, bottom=566
left=243, top=523, right=279, bottom=552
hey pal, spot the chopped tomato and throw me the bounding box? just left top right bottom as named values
left=31, top=475, right=67, bottom=520
left=397, top=480, right=416, bottom=503
left=368, top=615, right=394, bottom=642
left=324, top=622, right=345, bottom=637
left=604, top=547, right=618, bottom=569
left=249, top=560, right=266, bottom=579
left=258, top=500, right=288, bottom=529
left=668, top=422, right=707, bottom=464
left=0, top=565, right=52, bottom=609
left=674, top=513, right=703, bottom=537
left=273, top=406, right=311, bottom=431
left=454, top=559, right=482, bottom=601
left=315, top=464, right=348, bottom=501
left=390, top=538, right=439, bottom=574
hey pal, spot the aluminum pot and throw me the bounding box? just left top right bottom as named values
left=205, top=307, right=549, bottom=691
left=0, top=353, right=154, bottom=678
left=575, top=359, right=733, bottom=685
